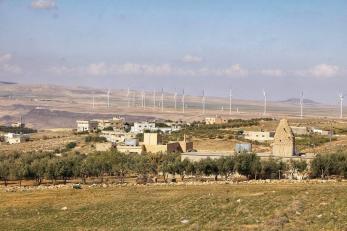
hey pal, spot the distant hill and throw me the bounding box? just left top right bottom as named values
left=280, top=98, right=320, bottom=105
left=0, top=81, right=17, bottom=85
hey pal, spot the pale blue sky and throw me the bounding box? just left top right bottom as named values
left=0, top=0, right=346, bottom=103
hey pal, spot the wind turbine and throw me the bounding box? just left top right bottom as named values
left=143, top=91, right=146, bottom=109
left=174, top=91, right=177, bottom=111
left=92, top=91, right=95, bottom=109
left=153, top=89, right=156, bottom=110
left=263, top=89, right=267, bottom=115
left=300, top=91, right=304, bottom=119
left=202, top=89, right=206, bottom=114
left=141, top=90, right=144, bottom=108
left=132, top=91, right=136, bottom=107
left=161, top=88, right=164, bottom=112
left=229, top=88, right=232, bottom=115
left=339, top=93, right=344, bottom=119
left=106, top=89, right=111, bottom=108
left=182, top=89, right=185, bottom=113
left=127, top=88, right=130, bottom=108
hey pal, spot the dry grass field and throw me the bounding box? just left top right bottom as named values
left=1, top=182, right=347, bottom=230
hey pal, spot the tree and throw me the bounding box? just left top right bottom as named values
left=311, top=154, right=328, bottom=178
left=176, top=158, right=189, bottom=181
left=132, top=154, right=150, bottom=177
left=10, top=158, right=28, bottom=187
left=0, top=160, right=10, bottom=186
left=216, top=156, right=235, bottom=180
left=234, top=153, right=261, bottom=179
left=261, top=158, right=278, bottom=179
left=185, top=160, right=197, bottom=178
left=197, top=158, right=219, bottom=180
left=159, top=153, right=179, bottom=182
left=46, top=158, right=60, bottom=184
left=112, top=152, right=132, bottom=183
left=30, top=158, right=47, bottom=185
left=56, top=157, right=74, bottom=184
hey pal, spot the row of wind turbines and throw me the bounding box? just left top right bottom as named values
left=90, top=88, right=345, bottom=119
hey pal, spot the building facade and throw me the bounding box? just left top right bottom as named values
left=76, top=120, right=98, bottom=132
left=244, top=131, right=275, bottom=142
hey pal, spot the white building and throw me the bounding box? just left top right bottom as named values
left=311, top=128, right=331, bottom=136
left=100, top=130, right=136, bottom=143
left=290, top=126, right=309, bottom=136
left=244, top=131, right=275, bottom=142
left=76, top=120, right=98, bottom=132
left=130, top=122, right=156, bottom=133
left=4, top=133, right=29, bottom=144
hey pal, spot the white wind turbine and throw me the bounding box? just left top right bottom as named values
left=132, top=91, right=136, bottom=107
left=141, top=90, right=144, bottom=108
left=174, top=91, right=177, bottom=111
left=143, top=91, right=146, bottom=109
left=127, top=88, right=130, bottom=108
left=161, top=88, right=164, bottom=112
left=300, top=91, right=304, bottom=119
left=340, top=93, right=344, bottom=119
left=202, top=89, right=206, bottom=114
left=106, top=89, right=111, bottom=108
left=229, top=88, right=232, bottom=115
left=182, top=89, right=185, bottom=113
left=263, top=89, right=267, bottom=115
left=153, top=89, right=156, bottom=110
left=92, top=91, right=95, bottom=109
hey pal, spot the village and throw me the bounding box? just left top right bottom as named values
left=0, top=112, right=344, bottom=187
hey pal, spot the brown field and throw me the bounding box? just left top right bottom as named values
left=1, top=182, right=347, bottom=230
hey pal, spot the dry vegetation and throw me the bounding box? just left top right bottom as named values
left=1, top=182, right=347, bottom=230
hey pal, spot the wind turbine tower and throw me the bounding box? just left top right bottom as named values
left=263, top=89, right=267, bottom=115
left=107, top=89, right=111, bottom=108
left=202, top=89, right=206, bottom=114
left=127, top=88, right=130, bottom=108
left=161, top=88, right=164, bottom=112
left=300, top=91, right=304, bottom=119
left=229, top=88, right=232, bottom=115
left=174, top=91, right=177, bottom=111
left=92, top=91, right=95, bottom=109
left=143, top=91, right=146, bottom=109
left=340, top=93, right=344, bottom=119
left=141, top=90, right=144, bottom=108
left=182, top=89, right=185, bottom=113
left=153, top=89, right=156, bottom=110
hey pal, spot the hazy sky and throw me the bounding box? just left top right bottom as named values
left=0, top=0, right=346, bottom=103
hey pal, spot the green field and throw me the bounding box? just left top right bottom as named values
left=1, top=182, right=347, bottom=230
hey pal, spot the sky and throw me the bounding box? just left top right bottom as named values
left=0, top=0, right=346, bottom=103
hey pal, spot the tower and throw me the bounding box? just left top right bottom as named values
left=272, top=119, right=295, bottom=157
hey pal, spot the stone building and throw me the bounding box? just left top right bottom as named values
left=272, top=119, right=295, bottom=157
left=205, top=116, right=227, bottom=125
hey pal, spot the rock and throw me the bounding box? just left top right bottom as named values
left=181, top=219, right=189, bottom=224
left=61, top=206, right=68, bottom=211
left=236, top=199, right=241, bottom=203
left=295, top=211, right=301, bottom=215
left=317, top=214, right=322, bottom=218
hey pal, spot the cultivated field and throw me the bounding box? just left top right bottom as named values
left=1, top=182, right=347, bottom=230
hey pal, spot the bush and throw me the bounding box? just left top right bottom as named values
left=85, top=136, right=107, bottom=143
left=66, top=142, right=77, bottom=149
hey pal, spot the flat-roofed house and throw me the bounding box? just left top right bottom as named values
left=205, top=116, right=227, bottom=125
left=76, top=120, right=98, bottom=132
left=244, top=131, right=275, bottom=142
left=130, top=122, right=156, bottom=133
left=4, top=133, right=29, bottom=144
